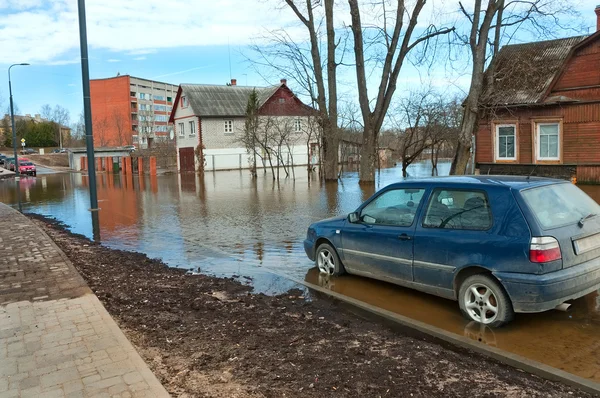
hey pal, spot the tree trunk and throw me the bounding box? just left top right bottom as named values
left=451, top=92, right=479, bottom=175
left=431, top=145, right=437, bottom=176
left=359, top=127, right=376, bottom=182
left=322, top=122, right=339, bottom=180
left=451, top=141, right=471, bottom=176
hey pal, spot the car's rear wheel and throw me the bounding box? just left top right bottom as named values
left=315, top=243, right=345, bottom=276
left=458, top=274, right=514, bottom=327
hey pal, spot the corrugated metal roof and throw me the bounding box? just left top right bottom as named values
left=180, top=84, right=280, bottom=117
left=481, top=35, right=588, bottom=106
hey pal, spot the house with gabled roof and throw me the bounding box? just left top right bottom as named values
left=475, top=6, right=600, bottom=183
left=169, top=78, right=319, bottom=172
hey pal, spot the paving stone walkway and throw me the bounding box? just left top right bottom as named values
left=0, top=203, right=169, bottom=398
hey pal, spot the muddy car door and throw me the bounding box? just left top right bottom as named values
left=340, top=187, right=427, bottom=282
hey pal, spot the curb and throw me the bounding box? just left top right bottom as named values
left=281, top=273, right=600, bottom=396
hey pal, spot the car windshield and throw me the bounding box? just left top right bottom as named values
left=521, top=183, right=600, bottom=229
left=20, top=162, right=33, bottom=166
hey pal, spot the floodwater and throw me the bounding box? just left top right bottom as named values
left=1, top=161, right=600, bottom=383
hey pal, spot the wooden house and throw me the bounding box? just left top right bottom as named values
left=475, top=6, right=600, bottom=183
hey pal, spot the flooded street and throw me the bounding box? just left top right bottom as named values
left=1, top=161, right=600, bottom=383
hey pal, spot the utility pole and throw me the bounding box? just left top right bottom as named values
left=8, top=63, right=29, bottom=180
left=77, top=0, right=98, bottom=211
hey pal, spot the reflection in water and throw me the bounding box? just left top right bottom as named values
left=304, top=267, right=600, bottom=382
left=2, top=162, right=600, bottom=382
left=464, top=322, right=497, bottom=347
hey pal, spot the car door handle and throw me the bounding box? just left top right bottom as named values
left=398, top=234, right=412, bottom=241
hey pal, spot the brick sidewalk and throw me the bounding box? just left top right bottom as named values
left=0, top=204, right=169, bottom=398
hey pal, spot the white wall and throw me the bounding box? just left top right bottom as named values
left=204, top=144, right=313, bottom=171
left=202, top=117, right=246, bottom=149
left=174, top=94, right=200, bottom=170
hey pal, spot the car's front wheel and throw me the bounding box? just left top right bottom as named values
left=315, top=243, right=345, bottom=276
left=458, top=274, right=514, bottom=327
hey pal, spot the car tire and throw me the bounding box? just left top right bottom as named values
left=315, top=243, right=346, bottom=276
left=458, top=274, right=514, bottom=328
left=33, top=172, right=36, bottom=177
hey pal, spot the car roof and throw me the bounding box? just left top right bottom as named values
left=387, top=175, right=565, bottom=190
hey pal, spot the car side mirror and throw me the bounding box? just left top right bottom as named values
left=348, top=212, right=360, bottom=223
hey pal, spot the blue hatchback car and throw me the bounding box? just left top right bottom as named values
left=304, top=176, right=600, bottom=327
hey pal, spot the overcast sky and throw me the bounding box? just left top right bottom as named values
left=1, top=0, right=598, bottom=124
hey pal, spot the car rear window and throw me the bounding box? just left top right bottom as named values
left=521, top=183, right=600, bottom=229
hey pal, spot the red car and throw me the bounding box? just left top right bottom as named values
left=18, top=160, right=36, bottom=176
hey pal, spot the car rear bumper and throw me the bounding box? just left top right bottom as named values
left=494, top=256, right=600, bottom=313
left=304, top=239, right=315, bottom=261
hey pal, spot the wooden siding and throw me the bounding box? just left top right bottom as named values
left=477, top=103, right=600, bottom=165
left=577, top=166, right=600, bottom=183
left=553, top=40, right=600, bottom=92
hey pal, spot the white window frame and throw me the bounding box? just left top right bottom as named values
left=536, top=122, right=560, bottom=161
left=224, top=120, right=233, bottom=134
left=494, top=124, right=517, bottom=161
left=294, top=118, right=302, bottom=133
left=189, top=120, right=196, bottom=137
left=178, top=122, right=185, bottom=137
left=181, top=96, right=189, bottom=108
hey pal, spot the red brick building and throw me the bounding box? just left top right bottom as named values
left=90, top=75, right=178, bottom=148
left=475, top=6, right=600, bottom=183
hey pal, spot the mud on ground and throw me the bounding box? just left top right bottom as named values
left=31, top=214, right=595, bottom=398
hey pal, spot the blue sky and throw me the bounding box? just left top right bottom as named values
left=1, top=0, right=598, bottom=125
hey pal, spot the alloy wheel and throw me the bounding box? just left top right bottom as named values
left=463, top=283, right=499, bottom=324
left=317, top=249, right=336, bottom=275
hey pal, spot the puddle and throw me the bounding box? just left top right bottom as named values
left=305, top=268, right=600, bottom=382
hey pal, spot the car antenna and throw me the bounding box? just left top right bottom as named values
left=527, top=165, right=538, bottom=181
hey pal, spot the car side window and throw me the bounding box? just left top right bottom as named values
left=423, top=189, right=492, bottom=230
left=360, top=188, right=425, bottom=227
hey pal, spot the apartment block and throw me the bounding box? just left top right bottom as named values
left=90, top=75, right=178, bottom=148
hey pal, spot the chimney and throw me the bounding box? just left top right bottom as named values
left=280, top=78, right=287, bottom=85
left=596, top=5, right=600, bottom=31
left=230, top=78, right=237, bottom=86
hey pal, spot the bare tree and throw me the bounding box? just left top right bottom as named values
left=450, top=0, right=580, bottom=175
left=347, top=0, right=454, bottom=182
left=112, top=110, right=131, bottom=146
left=40, top=104, right=70, bottom=148
left=52, top=106, right=70, bottom=148
left=265, top=0, right=341, bottom=180
left=138, top=109, right=156, bottom=149
left=242, top=89, right=261, bottom=178
left=93, top=116, right=110, bottom=147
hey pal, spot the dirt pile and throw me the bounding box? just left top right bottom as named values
left=31, top=214, right=594, bottom=398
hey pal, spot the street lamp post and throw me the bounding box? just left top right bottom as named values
left=8, top=63, right=30, bottom=180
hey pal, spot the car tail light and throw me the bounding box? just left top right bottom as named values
left=530, top=237, right=562, bottom=263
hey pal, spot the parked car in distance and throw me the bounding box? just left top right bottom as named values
left=21, top=148, right=37, bottom=155
left=18, top=161, right=36, bottom=176
left=5, top=158, right=15, bottom=171
left=124, top=145, right=136, bottom=153
left=51, top=148, right=67, bottom=154
left=304, top=176, right=600, bottom=327
left=0, top=155, right=6, bottom=166
left=7, top=158, right=30, bottom=172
